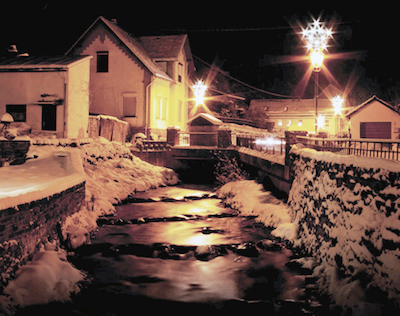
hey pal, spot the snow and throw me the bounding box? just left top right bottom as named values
left=216, top=180, right=297, bottom=240
left=3, top=244, right=85, bottom=307
left=0, top=145, right=85, bottom=210
left=62, top=137, right=179, bottom=248
left=289, top=145, right=400, bottom=311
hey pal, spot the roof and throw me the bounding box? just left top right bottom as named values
left=139, top=35, right=187, bottom=60
left=345, top=95, right=397, bottom=118
left=187, top=113, right=223, bottom=126
left=249, top=98, right=336, bottom=116
left=65, top=16, right=172, bottom=81
left=0, top=55, right=92, bottom=70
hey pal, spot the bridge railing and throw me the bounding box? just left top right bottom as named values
left=294, top=135, right=400, bottom=161
left=235, top=134, right=286, bottom=155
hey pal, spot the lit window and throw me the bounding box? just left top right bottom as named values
left=298, top=120, right=303, bottom=126
left=287, top=119, right=291, bottom=127
left=278, top=120, right=282, bottom=126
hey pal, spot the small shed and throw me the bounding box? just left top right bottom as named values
left=187, top=113, right=222, bottom=146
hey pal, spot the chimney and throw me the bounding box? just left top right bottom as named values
left=111, top=18, right=117, bottom=24
left=6, top=45, right=29, bottom=58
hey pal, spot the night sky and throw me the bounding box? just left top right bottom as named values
left=2, top=3, right=400, bottom=104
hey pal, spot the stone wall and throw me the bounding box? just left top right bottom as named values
left=288, top=146, right=400, bottom=306
left=0, top=182, right=85, bottom=286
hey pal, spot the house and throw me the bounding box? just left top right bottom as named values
left=0, top=55, right=92, bottom=138
left=346, top=95, right=400, bottom=139
left=249, top=98, right=347, bottom=135
left=66, top=16, right=195, bottom=139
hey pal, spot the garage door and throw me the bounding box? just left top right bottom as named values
left=360, top=122, right=391, bottom=139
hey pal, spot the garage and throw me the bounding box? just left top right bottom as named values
left=360, top=122, right=391, bottom=139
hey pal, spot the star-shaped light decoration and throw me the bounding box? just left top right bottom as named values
left=301, top=18, right=333, bottom=52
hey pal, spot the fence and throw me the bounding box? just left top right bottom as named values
left=88, top=115, right=129, bottom=143
left=295, top=136, right=400, bottom=161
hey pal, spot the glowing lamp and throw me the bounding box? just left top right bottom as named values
left=317, top=114, right=325, bottom=130
left=309, top=49, right=324, bottom=72
left=192, top=80, right=207, bottom=105
left=332, top=95, right=343, bottom=115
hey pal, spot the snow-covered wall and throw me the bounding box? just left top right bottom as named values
left=288, top=146, right=400, bottom=307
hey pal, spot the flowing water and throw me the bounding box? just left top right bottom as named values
left=17, top=185, right=327, bottom=315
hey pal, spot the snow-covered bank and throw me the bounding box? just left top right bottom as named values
left=0, top=137, right=180, bottom=312
left=289, top=146, right=400, bottom=312
left=2, top=243, right=85, bottom=309
left=62, top=137, right=179, bottom=248
left=216, top=180, right=297, bottom=240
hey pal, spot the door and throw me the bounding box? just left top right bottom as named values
left=360, top=122, right=391, bottom=139
left=42, top=105, right=57, bottom=131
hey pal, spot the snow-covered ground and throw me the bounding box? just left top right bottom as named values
left=0, top=137, right=180, bottom=312
left=216, top=180, right=296, bottom=240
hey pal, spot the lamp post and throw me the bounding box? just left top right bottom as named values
left=302, top=18, right=332, bottom=134
left=309, top=49, right=324, bottom=134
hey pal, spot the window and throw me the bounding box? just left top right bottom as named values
left=97, top=51, right=109, bottom=72
left=123, top=95, right=137, bottom=117
left=178, top=63, right=183, bottom=83
left=6, top=105, right=26, bottom=122
left=155, top=96, right=167, bottom=120
left=177, top=100, right=183, bottom=122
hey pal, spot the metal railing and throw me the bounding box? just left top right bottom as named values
left=235, top=134, right=286, bottom=155
left=295, top=136, right=400, bottom=161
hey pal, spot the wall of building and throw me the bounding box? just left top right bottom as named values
left=0, top=71, right=65, bottom=137
left=288, top=146, right=400, bottom=306
left=74, top=24, right=150, bottom=129
left=0, top=182, right=85, bottom=285
left=349, top=100, right=400, bottom=139
left=66, top=58, right=91, bottom=138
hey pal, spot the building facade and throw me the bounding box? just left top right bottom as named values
left=66, top=16, right=194, bottom=139
left=0, top=55, right=91, bottom=138
left=346, top=95, right=400, bottom=139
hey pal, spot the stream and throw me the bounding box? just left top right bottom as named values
left=17, top=185, right=327, bottom=315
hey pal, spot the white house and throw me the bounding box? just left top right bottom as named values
left=66, top=16, right=195, bottom=139
left=346, top=95, right=400, bottom=139
left=0, top=55, right=92, bottom=138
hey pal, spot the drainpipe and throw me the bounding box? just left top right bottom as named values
left=145, top=76, right=156, bottom=138
left=63, top=71, right=68, bottom=138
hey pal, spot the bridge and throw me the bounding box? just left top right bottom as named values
left=131, top=125, right=400, bottom=194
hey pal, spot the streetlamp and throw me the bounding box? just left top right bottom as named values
left=301, top=18, right=332, bottom=134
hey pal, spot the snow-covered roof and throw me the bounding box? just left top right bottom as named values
left=139, top=34, right=195, bottom=73
left=249, top=98, right=335, bottom=116
left=187, top=113, right=223, bottom=126
left=0, top=55, right=92, bottom=70
left=345, top=95, right=397, bottom=118
left=65, top=16, right=173, bottom=82
left=140, top=35, right=187, bottom=60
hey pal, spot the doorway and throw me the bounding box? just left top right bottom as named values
left=42, top=105, right=57, bottom=131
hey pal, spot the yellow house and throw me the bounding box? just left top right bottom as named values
left=249, top=98, right=347, bottom=136
left=66, top=16, right=195, bottom=139
left=346, top=95, right=400, bottom=139
left=0, top=55, right=92, bottom=138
